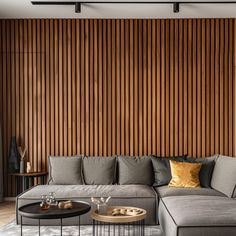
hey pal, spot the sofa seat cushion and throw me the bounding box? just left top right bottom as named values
left=159, top=195, right=236, bottom=236
left=18, top=184, right=156, bottom=199
left=155, top=185, right=226, bottom=198
left=162, top=195, right=236, bottom=226
left=17, top=185, right=158, bottom=225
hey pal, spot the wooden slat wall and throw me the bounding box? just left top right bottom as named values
left=0, top=19, right=235, bottom=197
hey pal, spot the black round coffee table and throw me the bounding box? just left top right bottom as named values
left=18, top=201, right=91, bottom=236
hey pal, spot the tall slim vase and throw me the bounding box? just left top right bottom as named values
left=0, top=121, right=3, bottom=202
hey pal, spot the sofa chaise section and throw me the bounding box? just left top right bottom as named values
left=17, top=184, right=157, bottom=225
left=159, top=195, right=236, bottom=236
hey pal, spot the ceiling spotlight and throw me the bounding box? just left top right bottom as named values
left=173, top=2, right=179, bottom=13
left=75, top=2, right=81, bottom=13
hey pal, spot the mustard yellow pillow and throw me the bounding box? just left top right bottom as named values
left=168, top=160, right=202, bottom=188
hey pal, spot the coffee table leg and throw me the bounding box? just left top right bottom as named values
left=38, top=219, right=41, bottom=236
left=142, top=220, right=145, bottom=236
left=21, top=216, right=23, bottom=236
left=61, top=218, right=63, bottom=236
left=78, top=216, right=80, bottom=236
left=92, top=220, right=95, bottom=236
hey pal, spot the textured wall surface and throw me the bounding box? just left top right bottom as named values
left=0, top=19, right=235, bottom=196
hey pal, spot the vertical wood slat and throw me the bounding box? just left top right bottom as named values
left=0, top=19, right=235, bottom=197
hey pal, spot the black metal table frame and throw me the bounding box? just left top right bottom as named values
left=20, top=215, right=81, bottom=236
left=92, top=219, right=145, bottom=236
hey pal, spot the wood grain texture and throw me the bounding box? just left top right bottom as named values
left=0, top=19, right=235, bottom=197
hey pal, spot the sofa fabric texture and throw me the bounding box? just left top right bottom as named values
left=17, top=184, right=157, bottom=225
left=211, top=155, right=236, bottom=198
left=187, top=156, right=217, bottom=188
left=17, top=154, right=236, bottom=235
left=118, top=156, right=153, bottom=185
left=159, top=197, right=236, bottom=236
left=48, top=156, right=83, bottom=185
left=161, top=195, right=236, bottom=226
left=155, top=185, right=226, bottom=198
left=151, top=155, right=186, bottom=187
left=82, top=156, right=116, bottom=185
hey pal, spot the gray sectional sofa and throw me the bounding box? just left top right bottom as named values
left=16, top=155, right=236, bottom=236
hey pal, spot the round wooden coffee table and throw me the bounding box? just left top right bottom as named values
left=19, top=201, right=91, bottom=236
left=91, top=206, right=146, bottom=236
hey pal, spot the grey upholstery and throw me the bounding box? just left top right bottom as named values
left=155, top=185, right=226, bottom=198
left=16, top=154, right=236, bottom=236
left=82, top=157, right=116, bottom=185
left=118, top=156, right=153, bottom=185
left=187, top=155, right=218, bottom=188
left=159, top=195, right=236, bottom=236
left=151, top=156, right=186, bottom=187
left=211, top=155, right=236, bottom=197
left=48, top=156, right=83, bottom=185
left=17, top=185, right=157, bottom=225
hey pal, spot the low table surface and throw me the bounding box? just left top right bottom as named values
left=19, top=201, right=91, bottom=220
left=91, top=206, right=146, bottom=223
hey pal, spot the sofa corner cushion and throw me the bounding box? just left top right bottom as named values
left=187, top=155, right=218, bottom=188
left=48, top=156, right=83, bottom=185
left=118, top=156, right=153, bottom=185
left=211, top=155, right=236, bottom=198
left=82, top=156, right=116, bottom=185
left=151, top=155, right=187, bottom=187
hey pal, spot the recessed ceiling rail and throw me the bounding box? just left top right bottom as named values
left=31, top=1, right=236, bottom=13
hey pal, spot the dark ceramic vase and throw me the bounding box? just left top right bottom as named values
left=8, top=136, right=20, bottom=173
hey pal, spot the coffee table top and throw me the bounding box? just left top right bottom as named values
left=91, top=206, right=146, bottom=223
left=19, top=201, right=91, bottom=219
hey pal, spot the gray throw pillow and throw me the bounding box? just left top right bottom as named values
left=82, top=156, right=116, bottom=185
left=48, top=156, right=83, bottom=185
left=211, top=155, right=236, bottom=198
left=151, top=155, right=187, bottom=187
left=118, top=156, right=153, bottom=185
left=187, top=156, right=218, bottom=188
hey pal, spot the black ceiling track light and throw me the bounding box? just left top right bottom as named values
left=31, top=1, right=236, bottom=14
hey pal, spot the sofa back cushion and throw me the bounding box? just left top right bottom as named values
left=82, top=156, right=116, bottom=185
left=48, top=156, right=83, bottom=185
left=118, top=156, right=153, bottom=185
left=211, top=155, right=236, bottom=198
left=151, top=155, right=187, bottom=187
left=187, top=155, right=218, bottom=188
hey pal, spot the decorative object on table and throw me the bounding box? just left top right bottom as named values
left=8, top=136, right=20, bottom=173
left=18, top=146, right=27, bottom=174
left=40, top=195, right=50, bottom=210
left=91, top=196, right=111, bottom=215
left=47, top=192, right=58, bottom=206
left=26, top=162, right=32, bottom=173
left=112, top=207, right=143, bottom=216
left=58, top=200, right=73, bottom=209
left=91, top=206, right=146, bottom=236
